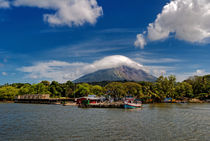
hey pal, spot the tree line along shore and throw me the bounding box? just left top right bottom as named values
left=0, top=75, right=209, bottom=103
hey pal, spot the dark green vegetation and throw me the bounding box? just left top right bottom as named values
left=74, top=66, right=156, bottom=83
left=0, top=75, right=209, bottom=102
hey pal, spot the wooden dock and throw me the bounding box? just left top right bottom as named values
left=14, top=94, right=75, bottom=104
left=78, top=102, right=124, bottom=108
left=14, top=98, right=75, bottom=105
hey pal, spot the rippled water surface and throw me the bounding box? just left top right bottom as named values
left=0, top=103, right=210, bottom=141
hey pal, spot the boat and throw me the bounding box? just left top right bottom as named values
left=124, top=96, right=142, bottom=109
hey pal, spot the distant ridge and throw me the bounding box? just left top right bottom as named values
left=74, top=65, right=156, bottom=83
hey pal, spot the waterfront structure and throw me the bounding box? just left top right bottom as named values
left=76, top=95, right=101, bottom=104
left=15, top=94, right=50, bottom=99
left=14, top=94, right=74, bottom=104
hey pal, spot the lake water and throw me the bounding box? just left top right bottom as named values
left=0, top=103, right=210, bottom=141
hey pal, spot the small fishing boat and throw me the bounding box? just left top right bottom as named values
left=124, top=101, right=142, bottom=109
left=124, top=96, right=142, bottom=109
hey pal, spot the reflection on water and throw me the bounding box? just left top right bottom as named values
left=0, top=103, right=210, bottom=141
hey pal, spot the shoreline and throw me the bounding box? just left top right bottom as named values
left=0, top=101, right=15, bottom=103
left=1, top=99, right=210, bottom=105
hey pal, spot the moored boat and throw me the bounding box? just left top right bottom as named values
left=124, top=101, right=142, bottom=109
left=124, top=96, right=142, bottom=109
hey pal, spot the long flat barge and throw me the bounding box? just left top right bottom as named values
left=14, top=98, right=75, bottom=104
left=78, top=103, right=124, bottom=108
left=14, top=94, right=75, bottom=104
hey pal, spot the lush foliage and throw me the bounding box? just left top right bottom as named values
left=0, top=75, right=209, bottom=101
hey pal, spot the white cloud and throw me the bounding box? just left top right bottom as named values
left=134, top=34, right=146, bottom=49
left=2, top=72, right=7, bottom=76
left=135, top=0, right=210, bottom=48
left=2, top=0, right=102, bottom=27
left=18, top=60, right=87, bottom=82
left=19, top=55, right=185, bottom=82
left=86, top=55, right=145, bottom=72
left=195, top=69, right=206, bottom=75
left=20, top=55, right=195, bottom=82
left=145, top=65, right=175, bottom=77
left=169, top=69, right=209, bottom=82
left=18, top=55, right=147, bottom=82
left=134, top=57, right=181, bottom=64
left=152, top=69, right=166, bottom=77
left=0, top=0, right=9, bottom=8
left=47, top=38, right=130, bottom=58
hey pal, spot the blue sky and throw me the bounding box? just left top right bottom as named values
left=0, top=0, right=209, bottom=84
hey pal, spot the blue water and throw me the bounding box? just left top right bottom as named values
left=0, top=103, right=210, bottom=141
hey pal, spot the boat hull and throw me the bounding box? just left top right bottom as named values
left=124, top=103, right=142, bottom=109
